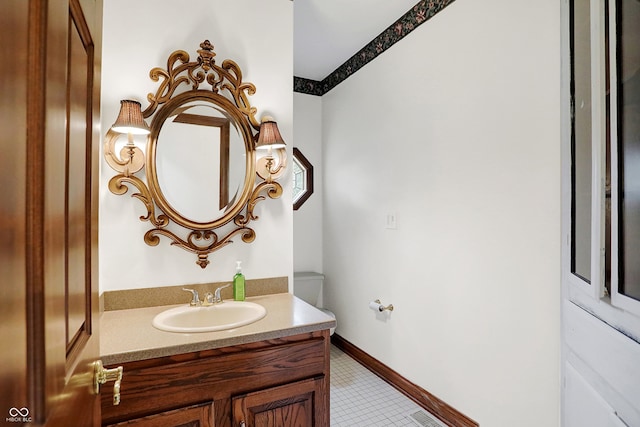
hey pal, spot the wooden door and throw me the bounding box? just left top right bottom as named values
left=0, top=1, right=30, bottom=421
left=0, top=0, right=102, bottom=425
left=41, top=0, right=103, bottom=424
left=232, top=377, right=326, bottom=427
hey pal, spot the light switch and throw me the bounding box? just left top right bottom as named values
left=385, top=212, right=397, bottom=229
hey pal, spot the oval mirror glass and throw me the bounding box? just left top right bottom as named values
left=155, top=101, right=246, bottom=223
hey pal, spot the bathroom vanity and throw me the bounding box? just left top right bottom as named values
left=99, top=293, right=334, bottom=427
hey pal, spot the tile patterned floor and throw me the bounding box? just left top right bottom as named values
left=330, top=345, right=445, bottom=427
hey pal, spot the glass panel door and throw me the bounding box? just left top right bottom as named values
left=612, top=0, right=640, bottom=309
left=571, top=0, right=593, bottom=283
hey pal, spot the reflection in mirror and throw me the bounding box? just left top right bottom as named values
left=156, top=102, right=246, bottom=223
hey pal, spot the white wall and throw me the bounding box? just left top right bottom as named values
left=100, top=0, right=293, bottom=292
left=319, top=1, right=561, bottom=425
left=292, top=93, right=323, bottom=273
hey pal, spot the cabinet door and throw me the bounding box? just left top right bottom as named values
left=232, top=377, right=326, bottom=427
left=105, top=402, right=214, bottom=427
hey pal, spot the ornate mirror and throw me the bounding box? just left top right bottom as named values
left=104, top=41, right=285, bottom=268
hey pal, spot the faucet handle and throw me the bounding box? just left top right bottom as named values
left=182, top=288, right=200, bottom=306
left=214, top=284, right=232, bottom=303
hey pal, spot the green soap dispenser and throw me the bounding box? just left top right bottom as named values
left=233, top=261, right=245, bottom=301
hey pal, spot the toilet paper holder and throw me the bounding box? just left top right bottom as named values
left=370, top=299, right=394, bottom=312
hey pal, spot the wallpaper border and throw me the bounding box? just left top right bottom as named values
left=293, top=0, right=456, bottom=96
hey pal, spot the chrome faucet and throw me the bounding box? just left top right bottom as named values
left=204, top=291, right=215, bottom=305
left=213, top=284, right=231, bottom=304
left=182, top=288, right=201, bottom=306
left=183, top=284, right=230, bottom=306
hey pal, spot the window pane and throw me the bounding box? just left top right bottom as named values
left=617, top=0, right=640, bottom=301
left=572, top=0, right=592, bottom=282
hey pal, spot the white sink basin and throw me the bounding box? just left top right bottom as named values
left=152, top=301, right=267, bottom=333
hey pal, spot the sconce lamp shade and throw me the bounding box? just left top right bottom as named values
left=256, top=116, right=286, bottom=149
left=111, top=100, right=150, bottom=135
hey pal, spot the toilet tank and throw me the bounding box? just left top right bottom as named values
left=293, top=272, right=325, bottom=307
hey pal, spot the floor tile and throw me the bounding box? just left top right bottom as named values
left=330, top=345, right=445, bottom=427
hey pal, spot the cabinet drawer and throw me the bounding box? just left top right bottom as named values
left=105, top=402, right=213, bottom=427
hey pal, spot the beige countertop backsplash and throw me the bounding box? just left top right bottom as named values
left=101, top=276, right=289, bottom=311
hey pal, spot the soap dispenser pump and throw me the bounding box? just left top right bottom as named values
left=233, top=261, right=245, bottom=301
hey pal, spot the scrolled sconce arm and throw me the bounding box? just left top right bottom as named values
left=103, top=129, right=146, bottom=177
left=256, top=148, right=288, bottom=183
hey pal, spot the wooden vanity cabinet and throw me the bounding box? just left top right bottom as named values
left=101, top=330, right=330, bottom=427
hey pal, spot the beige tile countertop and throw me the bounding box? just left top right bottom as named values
left=100, top=293, right=335, bottom=365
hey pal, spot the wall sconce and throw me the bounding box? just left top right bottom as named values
left=112, top=99, right=150, bottom=134
left=104, top=100, right=149, bottom=177
left=256, top=116, right=287, bottom=182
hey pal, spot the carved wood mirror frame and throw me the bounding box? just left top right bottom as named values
left=104, top=40, right=283, bottom=268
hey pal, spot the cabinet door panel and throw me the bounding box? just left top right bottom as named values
left=232, top=377, right=325, bottom=427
